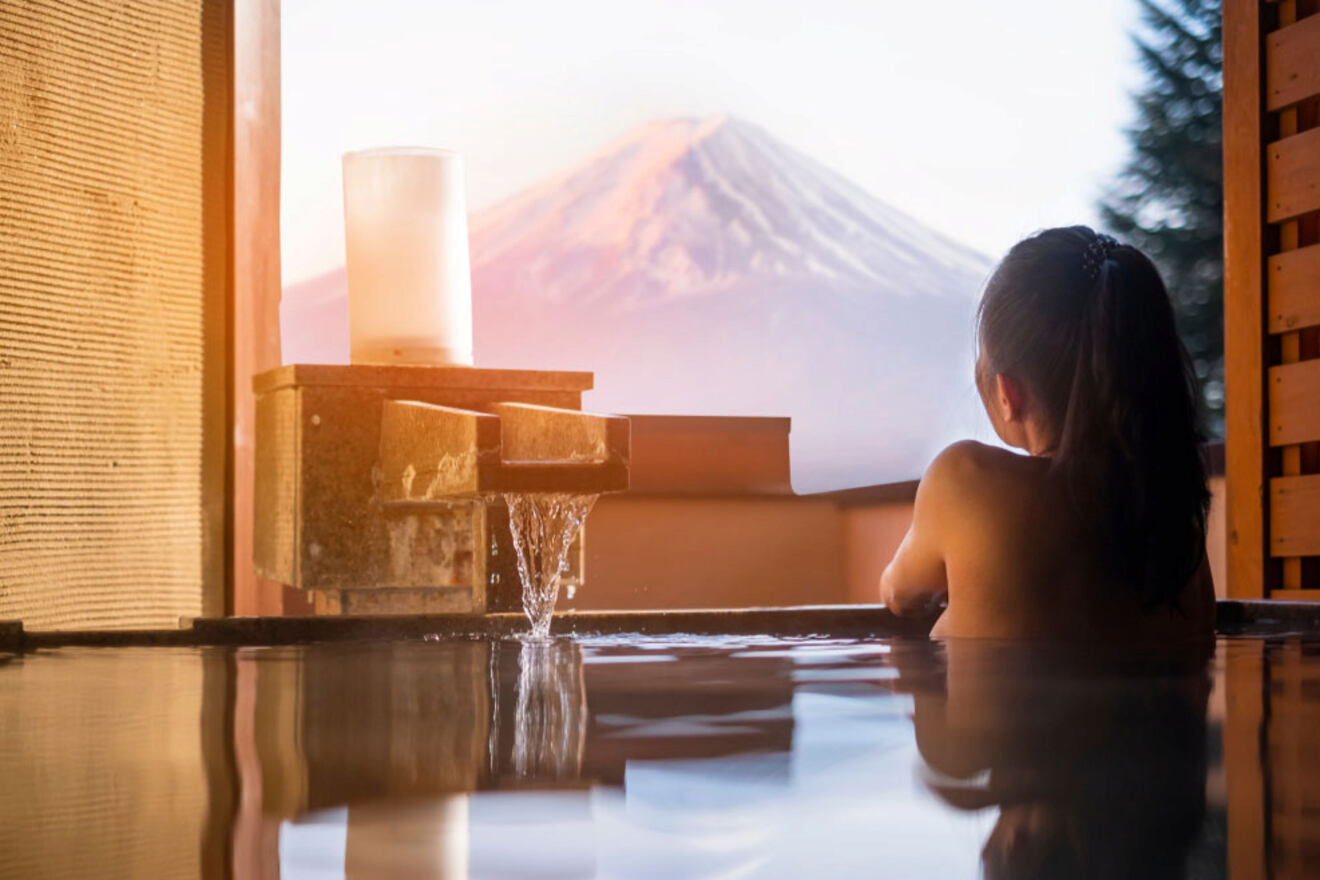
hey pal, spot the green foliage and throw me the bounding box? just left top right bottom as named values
left=1100, top=0, right=1224, bottom=433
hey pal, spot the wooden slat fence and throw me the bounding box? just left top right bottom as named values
left=1226, top=0, right=1320, bottom=600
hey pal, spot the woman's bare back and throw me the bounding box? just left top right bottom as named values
left=881, top=441, right=1214, bottom=642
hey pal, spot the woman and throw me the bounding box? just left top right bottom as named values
left=880, top=226, right=1214, bottom=641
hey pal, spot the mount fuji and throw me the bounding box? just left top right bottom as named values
left=282, top=115, right=996, bottom=491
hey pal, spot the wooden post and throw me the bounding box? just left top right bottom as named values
left=1224, top=0, right=1271, bottom=598
left=232, top=0, right=284, bottom=615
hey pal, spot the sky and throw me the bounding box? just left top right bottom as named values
left=281, top=0, right=1143, bottom=286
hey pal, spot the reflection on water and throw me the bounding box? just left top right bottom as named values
left=894, top=642, right=1212, bottom=879
left=0, top=647, right=226, bottom=879
left=511, top=640, right=587, bottom=780
left=3, top=635, right=1319, bottom=877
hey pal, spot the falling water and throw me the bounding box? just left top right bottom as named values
left=503, top=492, right=598, bottom=640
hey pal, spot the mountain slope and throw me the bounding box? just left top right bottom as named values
left=470, top=115, right=987, bottom=309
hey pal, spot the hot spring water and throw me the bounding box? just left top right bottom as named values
left=502, top=492, right=599, bottom=640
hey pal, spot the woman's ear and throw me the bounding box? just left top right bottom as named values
left=996, top=373, right=1027, bottom=423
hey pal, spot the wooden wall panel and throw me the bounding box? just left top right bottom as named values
left=1271, top=474, right=1320, bottom=556
left=1268, top=243, right=1320, bottom=332
left=1266, top=127, right=1320, bottom=222
left=0, top=1, right=231, bottom=628
left=1269, top=359, right=1320, bottom=444
left=1266, top=13, right=1320, bottom=109
left=1226, top=0, right=1320, bottom=598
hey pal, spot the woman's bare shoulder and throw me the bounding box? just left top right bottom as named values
left=925, top=441, right=1043, bottom=492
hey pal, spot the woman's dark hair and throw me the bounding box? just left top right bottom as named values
left=977, top=225, right=1209, bottom=607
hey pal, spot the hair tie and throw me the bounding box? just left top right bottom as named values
left=1082, top=233, right=1119, bottom=281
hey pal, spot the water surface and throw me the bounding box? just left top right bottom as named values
left=3, top=634, right=1314, bottom=878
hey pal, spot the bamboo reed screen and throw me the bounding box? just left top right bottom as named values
left=1225, top=0, right=1320, bottom=600
left=0, top=1, right=229, bottom=628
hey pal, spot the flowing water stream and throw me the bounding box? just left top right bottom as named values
left=503, top=492, right=599, bottom=640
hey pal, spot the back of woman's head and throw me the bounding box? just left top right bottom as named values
left=978, top=226, right=1209, bottom=607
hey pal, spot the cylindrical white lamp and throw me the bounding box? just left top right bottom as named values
left=342, top=147, right=474, bottom=366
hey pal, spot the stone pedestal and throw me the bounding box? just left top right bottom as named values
left=252, top=364, right=627, bottom=614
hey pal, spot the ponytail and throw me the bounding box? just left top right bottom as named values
left=980, top=227, right=1209, bottom=607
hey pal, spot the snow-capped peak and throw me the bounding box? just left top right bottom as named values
left=470, top=115, right=990, bottom=309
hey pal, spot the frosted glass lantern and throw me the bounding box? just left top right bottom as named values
left=342, top=147, right=474, bottom=366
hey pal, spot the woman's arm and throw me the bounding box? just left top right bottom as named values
left=880, top=443, right=969, bottom=615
